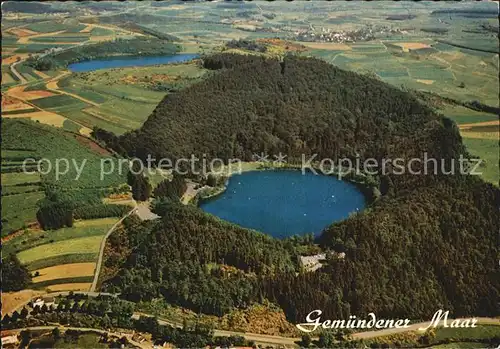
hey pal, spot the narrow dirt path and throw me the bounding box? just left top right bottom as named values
left=10, top=60, right=27, bottom=84
left=6, top=294, right=500, bottom=347
left=46, top=72, right=101, bottom=107
left=89, top=205, right=138, bottom=292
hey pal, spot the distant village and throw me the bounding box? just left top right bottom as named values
left=293, top=25, right=404, bottom=43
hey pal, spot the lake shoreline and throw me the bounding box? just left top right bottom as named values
left=194, top=161, right=379, bottom=207
left=68, top=53, right=200, bottom=72
left=196, top=165, right=370, bottom=238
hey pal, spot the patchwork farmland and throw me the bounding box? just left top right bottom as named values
left=3, top=215, right=125, bottom=292
left=0, top=3, right=498, bottom=347
left=1, top=117, right=133, bottom=307
left=12, top=219, right=117, bottom=292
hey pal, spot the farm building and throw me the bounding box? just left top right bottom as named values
left=300, top=252, right=346, bottom=272
left=33, top=296, right=57, bottom=308
left=300, top=253, right=327, bottom=272
left=1, top=335, right=19, bottom=346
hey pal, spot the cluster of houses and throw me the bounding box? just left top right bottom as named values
left=0, top=335, right=19, bottom=347
left=32, top=296, right=57, bottom=309
left=41, top=46, right=65, bottom=56
left=294, top=25, right=403, bottom=43
left=1, top=296, right=59, bottom=347
left=300, top=251, right=345, bottom=272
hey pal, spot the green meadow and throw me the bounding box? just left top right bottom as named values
left=462, top=138, right=499, bottom=185
left=17, top=235, right=104, bottom=265
left=2, top=119, right=126, bottom=190
left=1, top=119, right=128, bottom=236
left=26, top=253, right=98, bottom=272
left=1, top=191, right=45, bottom=236
left=441, top=105, right=499, bottom=125
left=25, top=21, right=86, bottom=33
left=4, top=218, right=118, bottom=257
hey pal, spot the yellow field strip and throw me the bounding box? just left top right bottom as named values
left=458, top=120, right=499, bottom=129
left=460, top=131, right=499, bottom=140
left=301, top=42, right=352, bottom=50
left=393, top=42, right=431, bottom=52
left=2, top=54, right=28, bottom=65
left=79, top=24, right=93, bottom=33
left=2, top=110, right=67, bottom=127
left=33, top=262, right=97, bottom=283
left=1, top=290, right=45, bottom=314
left=47, top=283, right=92, bottom=292
left=3, top=73, right=93, bottom=134
left=32, top=70, right=51, bottom=79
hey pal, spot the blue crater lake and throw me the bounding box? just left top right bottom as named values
left=68, top=53, right=199, bottom=72
left=200, top=170, right=366, bottom=238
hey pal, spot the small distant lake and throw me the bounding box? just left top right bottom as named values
left=68, top=53, right=199, bottom=72
left=200, top=170, right=366, bottom=238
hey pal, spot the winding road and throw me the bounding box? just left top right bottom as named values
left=147, top=315, right=500, bottom=347
left=7, top=297, right=499, bottom=347
left=45, top=72, right=102, bottom=107
left=6, top=326, right=149, bottom=349
left=6, top=315, right=500, bottom=347
left=10, top=60, right=27, bottom=84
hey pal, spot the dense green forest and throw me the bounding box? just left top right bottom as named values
left=101, top=54, right=499, bottom=323
left=26, top=38, right=180, bottom=71
left=153, top=174, right=187, bottom=200
left=119, top=54, right=463, bottom=180
left=226, top=39, right=267, bottom=53
left=102, top=210, right=298, bottom=316
left=103, top=175, right=499, bottom=322
left=2, top=254, right=32, bottom=292
left=266, top=175, right=499, bottom=322
left=202, top=52, right=270, bottom=71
